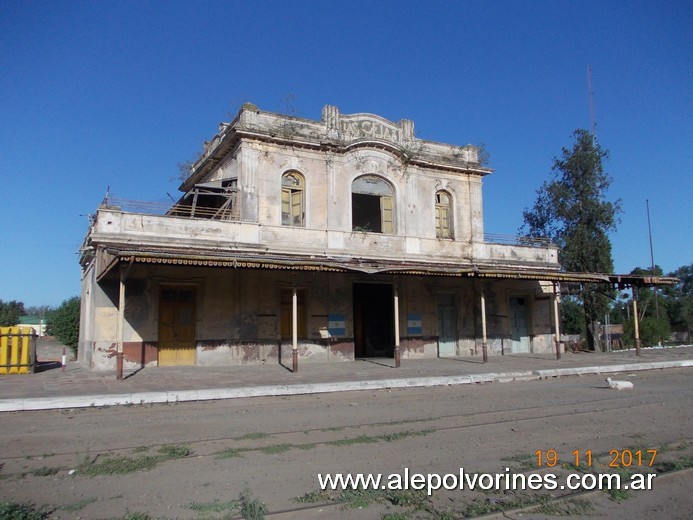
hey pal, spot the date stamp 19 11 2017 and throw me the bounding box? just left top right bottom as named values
left=535, top=449, right=657, bottom=468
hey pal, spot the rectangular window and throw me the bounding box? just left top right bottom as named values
left=281, top=189, right=304, bottom=226
left=381, top=196, right=393, bottom=233
left=436, top=206, right=451, bottom=238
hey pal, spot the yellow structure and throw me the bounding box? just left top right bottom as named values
left=0, top=326, right=36, bottom=374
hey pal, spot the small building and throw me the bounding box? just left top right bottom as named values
left=78, top=104, right=603, bottom=371
left=17, top=316, right=47, bottom=338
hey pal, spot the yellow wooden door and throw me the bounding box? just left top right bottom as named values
left=158, top=287, right=196, bottom=366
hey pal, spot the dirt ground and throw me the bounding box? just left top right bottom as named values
left=35, top=337, right=75, bottom=362
left=1, top=368, right=691, bottom=519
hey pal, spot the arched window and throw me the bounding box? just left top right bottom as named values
left=351, top=175, right=394, bottom=233
left=435, top=190, right=453, bottom=239
left=281, top=171, right=304, bottom=226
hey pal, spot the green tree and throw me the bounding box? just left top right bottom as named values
left=664, top=263, right=692, bottom=341
left=48, top=297, right=80, bottom=355
left=0, top=300, right=25, bottom=326
left=521, top=130, right=621, bottom=350
left=560, top=296, right=585, bottom=335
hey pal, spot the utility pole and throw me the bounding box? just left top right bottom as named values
left=646, top=199, right=659, bottom=319
left=587, top=65, right=597, bottom=137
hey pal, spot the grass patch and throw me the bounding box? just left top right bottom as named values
left=187, top=499, right=240, bottom=513
left=260, top=444, right=292, bottom=455
left=655, top=455, right=693, bottom=472
left=30, top=466, right=59, bottom=477
left=456, top=495, right=550, bottom=517
left=78, top=444, right=193, bottom=476
left=530, top=498, right=595, bottom=516
left=78, top=455, right=161, bottom=476
left=602, top=466, right=633, bottom=502
left=61, top=497, right=97, bottom=513
left=327, top=430, right=432, bottom=448
left=121, top=513, right=154, bottom=520
left=238, top=488, right=267, bottom=520
left=382, top=513, right=411, bottom=520
left=294, top=487, right=427, bottom=512
left=0, top=501, right=46, bottom=520
left=294, top=490, right=332, bottom=504
left=501, top=453, right=536, bottom=471
left=328, top=434, right=380, bottom=447
left=158, top=444, right=193, bottom=458
left=235, top=432, right=269, bottom=441
left=216, top=448, right=244, bottom=459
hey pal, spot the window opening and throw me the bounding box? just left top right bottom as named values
left=351, top=175, right=394, bottom=233
left=281, top=172, right=305, bottom=226
left=435, top=190, right=453, bottom=239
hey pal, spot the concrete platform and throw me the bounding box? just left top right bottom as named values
left=1, top=344, right=691, bottom=412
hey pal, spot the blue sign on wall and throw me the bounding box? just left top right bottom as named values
left=328, top=314, right=346, bottom=337
left=407, top=313, right=422, bottom=335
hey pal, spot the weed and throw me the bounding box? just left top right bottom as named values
left=238, top=488, right=267, bottom=520
left=260, top=444, right=292, bottom=455
left=602, top=466, right=633, bottom=502
left=530, top=498, right=595, bottom=516
left=216, top=448, right=244, bottom=459
left=78, top=455, right=161, bottom=476
left=458, top=495, right=549, bottom=517
left=339, top=488, right=383, bottom=509
left=79, top=443, right=192, bottom=476
left=294, top=490, right=332, bottom=504
left=187, top=499, right=240, bottom=513
left=121, top=513, right=153, bottom=520
left=381, top=513, right=410, bottom=520
left=326, top=430, right=431, bottom=448
left=328, top=434, right=380, bottom=447
left=61, top=497, right=97, bottom=512
left=296, top=443, right=317, bottom=450
left=0, top=502, right=46, bottom=520
left=235, top=432, right=268, bottom=441
left=655, top=455, right=693, bottom=472
left=381, top=430, right=432, bottom=442
left=30, top=467, right=59, bottom=477
left=501, top=453, right=535, bottom=471
left=158, top=444, right=193, bottom=458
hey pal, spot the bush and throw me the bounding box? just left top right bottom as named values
left=623, top=316, right=671, bottom=347
left=48, top=297, right=80, bottom=355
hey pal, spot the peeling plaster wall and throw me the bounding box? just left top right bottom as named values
left=82, top=267, right=557, bottom=369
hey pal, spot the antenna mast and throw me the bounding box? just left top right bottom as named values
left=587, top=65, right=597, bottom=136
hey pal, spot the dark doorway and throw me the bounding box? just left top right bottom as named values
left=353, top=283, right=394, bottom=357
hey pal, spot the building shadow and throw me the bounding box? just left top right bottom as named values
left=34, top=361, right=63, bottom=373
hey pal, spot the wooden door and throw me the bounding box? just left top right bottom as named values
left=158, top=287, right=196, bottom=366
left=438, top=305, right=457, bottom=357
left=510, top=296, right=530, bottom=353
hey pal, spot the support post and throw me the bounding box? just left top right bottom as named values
left=292, top=287, right=298, bottom=373
left=633, top=288, right=641, bottom=357
left=481, top=289, right=488, bottom=363
left=553, top=283, right=561, bottom=360
left=394, top=286, right=401, bottom=368
left=116, top=267, right=125, bottom=380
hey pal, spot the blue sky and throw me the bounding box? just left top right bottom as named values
left=1, top=0, right=691, bottom=307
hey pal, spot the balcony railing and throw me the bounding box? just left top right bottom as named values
left=484, top=233, right=553, bottom=248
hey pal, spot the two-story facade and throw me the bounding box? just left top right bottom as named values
left=78, top=103, right=606, bottom=371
